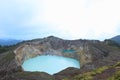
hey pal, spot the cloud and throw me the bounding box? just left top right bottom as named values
left=0, top=0, right=120, bottom=40
left=36, top=0, right=120, bottom=40
left=0, top=0, right=44, bottom=39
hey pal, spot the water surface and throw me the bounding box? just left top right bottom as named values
left=22, top=55, right=80, bottom=75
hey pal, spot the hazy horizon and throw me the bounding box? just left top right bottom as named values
left=0, top=0, right=120, bottom=40
left=0, top=35, right=119, bottom=41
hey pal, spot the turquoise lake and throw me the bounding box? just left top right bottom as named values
left=22, top=55, right=80, bottom=75
left=63, top=50, right=75, bottom=53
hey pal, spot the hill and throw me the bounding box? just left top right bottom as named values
left=0, top=36, right=120, bottom=80
left=0, top=39, right=22, bottom=46
left=111, top=35, right=120, bottom=45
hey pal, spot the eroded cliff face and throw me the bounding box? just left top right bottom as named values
left=14, top=36, right=101, bottom=68
left=1, top=36, right=120, bottom=80
left=14, top=44, right=63, bottom=66
left=13, top=36, right=120, bottom=72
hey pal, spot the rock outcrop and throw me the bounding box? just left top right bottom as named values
left=14, top=36, right=94, bottom=67
left=14, top=36, right=120, bottom=69
left=1, top=36, right=120, bottom=80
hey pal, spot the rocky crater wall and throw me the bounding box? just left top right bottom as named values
left=14, top=36, right=119, bottom=71
left=14, top=39, right=94, bottom=68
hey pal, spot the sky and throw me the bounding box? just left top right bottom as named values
left=0, top=0, right=120, bottom=40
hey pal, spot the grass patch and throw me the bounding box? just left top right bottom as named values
left=72, top=66, right=109, bottom=80
left=107, top=71, right=120, bottom=80
left=94, top=66, right=109, bottom=74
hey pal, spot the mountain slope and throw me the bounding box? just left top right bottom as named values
left=0, top=36, right=120, bottom=80
left=0, top=39, right=22, bottom=46
left=111, top=35, right=120, bottom=45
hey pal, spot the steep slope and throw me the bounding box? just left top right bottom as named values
left=59, top=62, right=120, bottom=80
left=111, top=35, right=120, bottom=45
left=0, top=39, right=22, bottom=46
left=14, top=36, right=120, bottom=69
left=0, top=36, right=120, bottom=80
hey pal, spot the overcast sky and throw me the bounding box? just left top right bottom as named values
left=0, top=0, right=120, bottom=40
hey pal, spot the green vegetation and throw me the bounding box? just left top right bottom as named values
left=73, top=73, right=93, bottom=80
left=63, top=62, right=120, bottom=80
left=4, top=51, right=14, bottom=61
left=62, top=78, right=69, bottom=80
left=72, top=66, right=108, bottom=80
left=104, top=39, right=120, bottom=48
left=1, top=38, right=120, bottom=80
left=107, top=71, right=120, bottom=80
left=10, top=72, right=55, bottom=80
left=113, top=62, right=120, bottom=67
left=0, top=45, right=16, bottom=53
left=0, top=51, right=14, bottom=65
left=94, top=66, right=108, bottom=74
left=107, top=62, right=120, bottom=80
